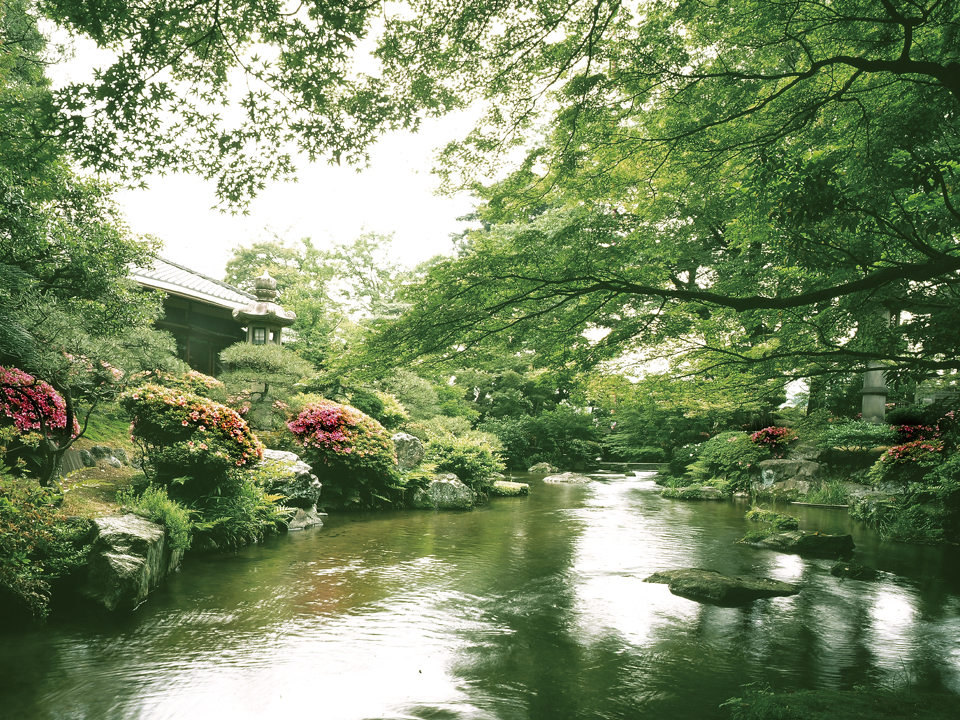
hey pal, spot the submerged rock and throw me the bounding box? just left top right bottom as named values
left=830, top=560, right=878, bottom=581
left=410, top=473, right=476, bottom=510
left=543, top=472, right=591, bottom=484
left=745, top=530, right=855, bottom=558
left=278, top=507, right=325, bottom=532
left=490, top=480, right=530, bottom=497
left=80, top=514, right=182, bottom=612
left=644, top=568, right=800, bottom=606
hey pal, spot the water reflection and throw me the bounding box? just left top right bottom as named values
left=0, top=472, right=958, bottom=719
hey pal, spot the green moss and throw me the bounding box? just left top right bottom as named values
left=746, top=508, right=799, bottom=531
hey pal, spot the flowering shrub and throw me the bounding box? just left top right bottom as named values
left=868, top=437, right=946, bottom=487
left=750, top=426, right=797, bottom=457
left=287, top=399, right=402, bottom=510
left=120, top=383, right=263, bottom=492
left=0, top=366, right=79, bottom=438
left=131, top=369, right=226, bottom=400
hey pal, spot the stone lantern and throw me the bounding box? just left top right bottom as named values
left=232, top=271, right=296, bottom=345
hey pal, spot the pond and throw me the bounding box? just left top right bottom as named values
left=2, top=472, right=959, bottom=720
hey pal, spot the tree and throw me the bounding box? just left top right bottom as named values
left=366, top=1, right=960, bottom=393
left=1, top=3, right=175, bottom=484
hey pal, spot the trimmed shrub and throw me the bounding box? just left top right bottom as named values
left=286, top=398, right=402, bottom=510
left=816, top=420, right=897, bottom=451
left=867, top=437, right=946, bottom=487
left=132, top=369, right=226, bottom=400
left=423, top=435, right=506, bottom=491
left=120, top=383, right=263, bottom=494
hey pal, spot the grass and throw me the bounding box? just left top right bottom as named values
left=800, top=479, right=851, bottom=506
left=722, top=684, right=957, bottom=719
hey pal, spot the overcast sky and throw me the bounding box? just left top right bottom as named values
left=114, top=116, right=479, bottom=281
left=49, top=30, right=480, bottom=282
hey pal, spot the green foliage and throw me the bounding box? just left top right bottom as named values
left=286, top=398, right=402, bottom=510
left=133, top=369, right=226, bottom=401
left=219, top=343, right=315, bottom=431
left=120, top=383, right=264, bottom=495
left=479, top=405, right=601, bottom=470
left=745, top=508, right=799, bottom=532
left=749, top=427, right=797, bottom=458
left=117, top=483, right=193, bottom=552
left=684, top=432, right=767, bottom=493
left=853, top=453, right=960, bottom=545
left=0, top=473, right=93, bottom=622
left=189, top=480, right=289, bottom=550
left=801, top=481, right=852, bottom=506
left=818, top=421, right=898, bottom=451
left=423, top=435, right=506, bottom=491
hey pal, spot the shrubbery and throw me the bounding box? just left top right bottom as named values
left=0, top=472, right=93, bottom=621
left=423, top=434, right=505, bottom=491
left=816, top=420, right=897, bottom=450
left=286, top=398, right=402, bottom=510
left=749, top=426, right=796, bottom=457
left=682, top=431, right=767, bottom=493
left=120, top=383, right=263, bottom=490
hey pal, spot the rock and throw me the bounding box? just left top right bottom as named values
left=278, top=507, right=325, bottom=532
left=745, top=530, right=855, bottom=558
left=409, top=473, right=476, bottom=510
left=392, top=432, right=425, bottom=472
left=528, top=462, right=559, bottom=473
left=81, top=514, right=183, bottom=612
left=79, top=449, right=95, bottom=468
left=490, top=480, right=530, bottom=497
left=830, top=560, right=878, bottom=581
left=257, top=449, right=322, bottom=509
left=90, top=445, right=111, bottom=460
left=111, top=448, right=129, bottom=465
left=106, top=456, right=123, bottom=468
left=661, top=485, right=724, bottom=500
left=644, top=568, right=800, bottom=606
left=758, top=458, right=822, bottom=489
left=543, top=472, right=592, bottom=484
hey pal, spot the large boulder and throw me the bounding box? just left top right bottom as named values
left=758, top=458, right=822, bottom=494
left=409, top=473, right=476, bottom=510
left=543, top=472, right=592, bottom=484
left=81, top=514, right=182, bottom=612
left=744, top=530, right=856, bottom=558
left=644, top=568, right=800, bottom=606
left=257, top=449, right=322, bottom=510
left=392, top=432, right=425, bottom=472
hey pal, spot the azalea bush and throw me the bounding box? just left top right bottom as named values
left=867, top=437, right=947, bottom=487
left=286, top=398, right=402, bottom=510
left=750, top=426, right=797, bottom=457
left=120, top=383, right=263, bottom=495
left=1, top=366, right=80, bottom=478
left=132, top=369, right=226, bottom=400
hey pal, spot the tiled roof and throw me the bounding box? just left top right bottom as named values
left=129, top=257, right=255, bottom=310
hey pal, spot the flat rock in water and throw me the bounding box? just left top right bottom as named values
left=644, top=568, right=800, bottom=606
left=543, top=472, right=591, bottom=484
left=489, top=480, right=530, bottom=497
left=747, top=530, right=855, bottom=558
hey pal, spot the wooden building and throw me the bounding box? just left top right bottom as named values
left=129, top=258, right=256, bottom=376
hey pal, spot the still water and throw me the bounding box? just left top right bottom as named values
left=2, top=472, right=959, bottom=720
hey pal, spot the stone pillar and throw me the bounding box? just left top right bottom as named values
left=861, top=309, right=891, bottom=424
left=861, top=360, right=887, bottom=424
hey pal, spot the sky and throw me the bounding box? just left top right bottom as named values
left=47, top=28, right=481, bottom=283
left=114, top=116, right=479, bottom=282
